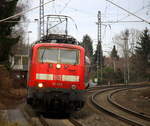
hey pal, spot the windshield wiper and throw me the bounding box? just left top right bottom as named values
left=41, top=48, right=46, bottom=63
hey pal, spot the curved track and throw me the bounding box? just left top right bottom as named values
left=108, top=88, right=150, bottom=121
left=91, top=85, right=150, bottom=126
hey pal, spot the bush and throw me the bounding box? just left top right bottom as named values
left=0, top=65, right=12, bottom=89
left=91, top=67, right=124, bottom=85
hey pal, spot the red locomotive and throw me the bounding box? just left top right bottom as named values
left=27, top=42, right=90, bottom=113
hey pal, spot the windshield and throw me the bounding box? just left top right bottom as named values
left=38, top=47, right=79, bottom=64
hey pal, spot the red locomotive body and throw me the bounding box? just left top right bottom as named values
left=27, top=43, right=90, bottom=112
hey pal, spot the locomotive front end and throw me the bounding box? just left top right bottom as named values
left=27, top=43, right=86, bottom=112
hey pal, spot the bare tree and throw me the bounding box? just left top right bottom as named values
left=11, top=0, right=29, bottom=56
left=112, top=29, right=141, bottom=57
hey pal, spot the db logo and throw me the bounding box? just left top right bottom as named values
left=54, top=75, right=62, bottom=81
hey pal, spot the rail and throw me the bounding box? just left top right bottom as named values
left=90, top=85, right=150, bottom=126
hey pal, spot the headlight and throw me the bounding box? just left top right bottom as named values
left=56, top=64, right=61, bottom=69
left=71, top=85, right=77, bottom=89
left=38, top=83, right=43, bottom=88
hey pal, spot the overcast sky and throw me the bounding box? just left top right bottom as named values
left=24, top=0, right=150, bottom=55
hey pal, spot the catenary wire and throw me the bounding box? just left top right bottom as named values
left=105, top=0, right=150, bottom=24
left=59, top=0, right=72, bottom=14
left=0, top=0, right=55, bottom=23
left=118, top=4, right=150, bottom=22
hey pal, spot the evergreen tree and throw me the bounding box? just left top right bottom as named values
left=81, top=34, right=93, bottom=60
left=135, top=28, right=150, bottom=80
left=111, top=45, right=119, bottom=59
left=136, top=28, right=150, bottom=62
left=110, top=45, right=119, bottom=72
left=0, top=0, right=21, bottom=65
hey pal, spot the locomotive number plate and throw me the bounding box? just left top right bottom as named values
left=52, top=83, right=63, bottom=86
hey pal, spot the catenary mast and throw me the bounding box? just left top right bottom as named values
left=39, top=0, right=45, bottom=38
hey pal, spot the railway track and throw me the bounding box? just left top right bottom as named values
left=22, top=83, right=150, bottom=126
left=108, top=88, right=150, bottom=121
left=91, top=85, right=150, bottom=126
left=86, top=82, right=147, bottom=92
left=23, top=104, right=84, bottom=126
left=37, top=115, right=84, bottom=126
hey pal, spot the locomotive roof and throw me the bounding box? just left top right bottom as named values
left=32, top=43, right=84, bottom=51
left=35, top=34, right=78, bottom=45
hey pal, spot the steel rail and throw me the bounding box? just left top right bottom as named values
left=90, top=85, right=150, bottom=126
left=108, top=87, right=150, bottom=121
left=69, top=118, right=83, bottom=126
left=39, top=116, right=83, bottom=126
left=39, top=116, right=50, bottom=126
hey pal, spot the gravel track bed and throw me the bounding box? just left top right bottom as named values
left=112, top=87, right=150, bottom=117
